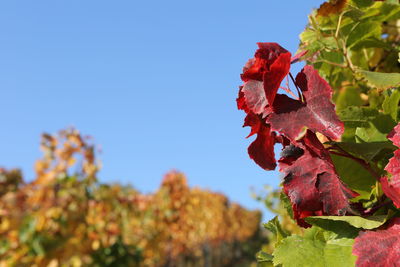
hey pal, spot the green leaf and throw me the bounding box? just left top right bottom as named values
left=263, top=216, right=289, bottom=244
left=358, top=70, right=400, bottom=89
left=274, top=236, right=324, bottom=267
left=346, top=21, right=381, bottom=49
left=385, top=0, right=399, bottom=5
left=257, top=251, right=273, bottom=263
left=351, top=0, right=374, bottom=8
left=331, top=154, right=375, bottom=198
left=257, top=261, right=274, bottom=267
left=305, top=215, right=387, bottom=230
left=339, top=106, right=378, bottom=128
left=343, top=7, right=365, bottom=22
left=335, top=86, right=363, bottom=111
left=351, top=37, right=392, bottom=50
left=273, top=231, right=356, bottom=267
left=333, top=141, right=396, bottom=162
left=383, top=89, right=400, bottom=121
left=355, top=114, right=396, bottom=142
left=304, top=219, right=359, bottom=240
left=356, top=125, right=387, bottom=142
left=380, top=2, right=400, bottom=21
left=368, top=89, right=385, bottom=110
left=280, top=192, right=294, bottom=219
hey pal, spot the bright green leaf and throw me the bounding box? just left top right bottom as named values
left=257, top=251, right=273, bottom=263
left=306, top=215, right=387, bottom=230
left=358, top=70, right=400, bottom=89
left=354, top=113, right=395, bottom=142
left=280, top=192, right=294, bottom=219
left=273, top=232, right=356, bottom=267
left=263, top=216, right=289, bottom=244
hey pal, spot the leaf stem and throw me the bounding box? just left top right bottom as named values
left=288, top=73, right=304, bottom=102
left=335, top=12, right=344, bottom=39
left=360, top=200, right=392, bottom=216
left=279, top=86, right=299, bottom=100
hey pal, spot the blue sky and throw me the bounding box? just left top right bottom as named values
left=0, top=0, right=323, bottom=219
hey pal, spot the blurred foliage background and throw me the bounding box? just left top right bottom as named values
left=0, top=129, right=264, bottom=267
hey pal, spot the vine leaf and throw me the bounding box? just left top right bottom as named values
left=263, top=216, right=289, bottom=244
left=353, top=218, right=400, bottom=267
left=280, top=131, right=357, bottom=227
left=240, top=42, right=291, bottom=108
left=273, top=227, right=356, bottom=267
left=306, top=215, right=387, bottom=230
left=358, top=70, right=400, bottom=89
left=243, top=113, right=277, bottom=170
left=267, top=66, right=344, bottom=142
left=241, top=80, right=267, bottom=114
left=380, top=123, right=400, bottom=208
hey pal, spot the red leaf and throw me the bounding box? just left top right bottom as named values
left=241, top=42, right=291, bottom=108
left=244, top=113, right=277, bottom=170
left=267, top=65, right=344, bottom=141
left=237, top=87, right=248, bottom=112
left=387, top=123, right=400, bottom=147
left=380, top=175, right=400, bottom=209
left=281, top=131, right=357, bottom=227
left=353, top=218, right=400, bottom=267
left=381, top=124, right=400, bottom=208
left=241, top=80, right=267, bottom=115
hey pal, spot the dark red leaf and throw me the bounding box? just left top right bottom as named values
left=243, top=113, right=277, bottom=170
left=281, top=131, right=357, bottom=227
left=381, top=123, right=400, bottom=208
left=241, top=43, right=291, bottom=108
left=353, top=218, right=400, bottom=267
left=267, top=65, right=344, bottom=141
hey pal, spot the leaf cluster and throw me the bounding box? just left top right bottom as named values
left=240, top=0, right=400, bottom=266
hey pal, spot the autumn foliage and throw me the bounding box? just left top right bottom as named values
left=237, top=0, right=400, bottom=266
left=0, top=129, right=262, bottom=267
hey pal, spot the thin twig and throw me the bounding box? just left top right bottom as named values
left=279, top=86, right=298, bottom=99
left=288, top=72, right=303, bottom=102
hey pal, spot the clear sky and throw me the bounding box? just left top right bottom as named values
left=0, top=0, right=324, bottom=219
